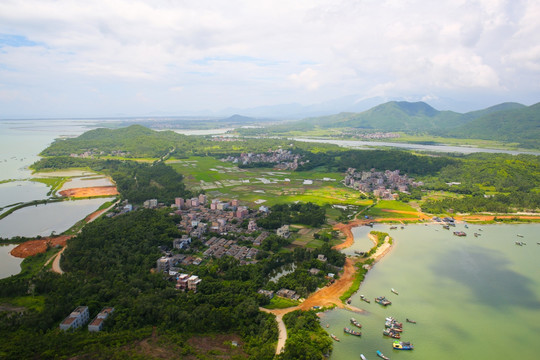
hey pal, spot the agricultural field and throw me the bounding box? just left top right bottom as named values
left=364, top=200, right=423, bottom=218
left=167, top=156, right=370, bottom=208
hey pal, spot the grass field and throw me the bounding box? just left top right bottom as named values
left=0, top=295, right=45, bottom=312
left=263, top=296, right=300, bottom=309
left=365, top=200, right=421, bottom=218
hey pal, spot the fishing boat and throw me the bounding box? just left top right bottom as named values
left=406, top=318, right=417, bottom=324
left=360, top=355, right=367, bottom=360
left=344, top=327, right=362, bottom=336
left=385, top=323, right=403, bottom=332
left=375, top=296, right=392, bottom=306
left=350, top=318, right=362, bottom=328
left=376, top=350, right=390, bottom=360
left=330, top=334, right=340, bottom=342
left=385, top=317, right=402, bottom=327
left=453, top=231, right=466, bottom=236
left=392, top=341, right=414, bottom=350
left=389, top=226, right=397, bottom=230
left=360, top=295, right=371, bottom=303
left=442, top=225, right=450, bottom=230
left=517, top=234, right=524, bottom=238
left=474, top=233, right=480, bottom=237
left=391, top=288, right=399, bottom=295
left=382, top=329, right=400, bottom=339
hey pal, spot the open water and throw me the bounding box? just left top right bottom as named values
left=323, top=223, right=540, bottom=360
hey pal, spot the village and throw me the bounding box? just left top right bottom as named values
left=343, top=167, right=423, bottom=200
left=220, top=148, right=306, bottom=170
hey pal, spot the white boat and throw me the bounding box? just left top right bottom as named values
left=391, top=288, right=399, bottom=295
left=360, top=355, right=367, bottom=360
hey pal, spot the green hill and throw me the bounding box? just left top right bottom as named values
left=443, top=102, right=540, bottom=148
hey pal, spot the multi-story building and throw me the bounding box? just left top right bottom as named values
left=88, top=307, right=115, bottom=332
left=59, top=306, right=89, bottom=331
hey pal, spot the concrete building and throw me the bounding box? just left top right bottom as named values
left=59, top=306, right=89, bottom=331
left=276, top=225, right=290, bottom=238
left=143, top=199, right=158, bottom=209
left=187, top=275, right=202, bottom=292
left=156, top=256, right=171, bottom=272
left=88, top=307, right=115, bottom=332
left=175, top=197, right=185, bottom=209
left=198, top=194, right=207, bottom=205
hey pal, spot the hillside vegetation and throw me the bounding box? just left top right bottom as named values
left=241, top=101, right=538, bottom=149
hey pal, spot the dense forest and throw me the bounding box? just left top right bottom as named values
left=0, top=210, right=278, bottom=359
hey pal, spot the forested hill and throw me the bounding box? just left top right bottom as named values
left=247, top=100, right=540, bottom=148
left=440, top=102, right=540, bottom=148
left=40, top=124, right=341, bottom=159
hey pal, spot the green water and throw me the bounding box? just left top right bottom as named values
left=322, top=223, right=540, bottom=360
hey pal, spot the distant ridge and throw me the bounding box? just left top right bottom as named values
left=255, top=100, right=539, bottom=149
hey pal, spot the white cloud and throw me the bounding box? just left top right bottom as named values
left=0, top=0, right=538, bottom=117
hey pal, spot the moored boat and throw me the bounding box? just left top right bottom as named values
left=383, top=328, right=400, bottom=339
left=344, top=327, right=362, bottom=336
left=350, top=318, right=362, bottom=328
left=453, top=231, right=466, bottom=236
left=376, top=350, right=390, bottom=360
left=392, top=340, right=413, bottom=350
left=375, top=296, right=392, bottom=306
left=331, top=334, right=340, bottom=342
left=360, top=295, right=371, bottom=303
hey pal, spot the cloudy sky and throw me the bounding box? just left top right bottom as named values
left=1, top=0, right=539, bottom=118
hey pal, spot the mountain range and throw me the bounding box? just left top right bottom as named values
left=260, top=101, right=539, bottom=149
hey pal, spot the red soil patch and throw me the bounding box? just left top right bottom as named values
left=59, top=186, right=118, bottom=198
left=10, top=235, right=72, bottom=258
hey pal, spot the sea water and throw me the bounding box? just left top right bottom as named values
left=323, top=223, right=540, bottom=360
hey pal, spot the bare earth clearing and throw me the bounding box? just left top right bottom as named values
left=10, top=235, right=71, bottom=258
left=59, top=186, right=118, bottom=198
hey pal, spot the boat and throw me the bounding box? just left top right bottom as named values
left=464, top=224, right=468, bottom=228
left=350, top=318, right=362, bottom=328
left=515, top=241, right=526, bottom=246
left=517, top=234, right=524, bottom=238
left=406, top=318, right=417, bottom=324
left=537, top=242, right=540, bottom=245
left=442, top=225, right=450, bottom=230
left=385, top=323, right=403, bottom=332
left=330, top=334, right=340, bottom=342
left=392, top=340, right=414, bottom=350
left=376, top=350, right=390, bottom=360
left=382, top=328, right=400, bottom=339
left=474, top=233, right=480, bottom=237
left=385, top=317, right=402, bottom=327
left=360, top=355, right=367, bottom=360
left=344, top=327, right=361, bottom=336
left=391, top=288, right=399, bottom=295
left=375, top=296, right=392, bottom=306
left=453, top=231, right=466, bottom=237
left=390, top=226, right=397, bottom=230
left=326, top=324, right=329, bottom=328
left=360, top=295, right=371, bottom=303
left=347, top=298, right=352, bottom=304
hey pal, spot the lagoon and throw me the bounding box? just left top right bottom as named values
left=0, top=197, right=114, bottom=239
left=294, top=138, right=540, bottom=155
left=324, top=223, right=540, bottom=360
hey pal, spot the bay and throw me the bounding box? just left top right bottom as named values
left=323, top=223, right=540, bottom=360
left=0, top=244, right=24, bottom=278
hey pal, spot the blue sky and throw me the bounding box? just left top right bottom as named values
left=1, top=0, right=539, bottom=118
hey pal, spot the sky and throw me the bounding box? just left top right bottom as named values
left=1, top=0, right=539, bottom=118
